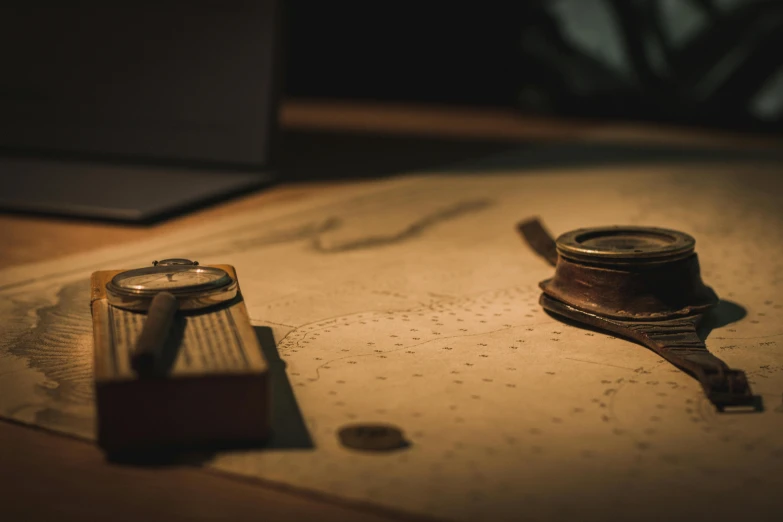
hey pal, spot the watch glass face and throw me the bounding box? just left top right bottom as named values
left=112, top=266, right=230, bottom=294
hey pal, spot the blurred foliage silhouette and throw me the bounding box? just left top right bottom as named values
left=515, top=0, right=783, bottom=131
left=285, top=0, right=783, bottom=132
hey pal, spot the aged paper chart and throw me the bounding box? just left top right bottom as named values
left=1, top=163, right=782, bottom=521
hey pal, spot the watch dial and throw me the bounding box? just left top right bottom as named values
left=118, top=267, right=226, bottom=291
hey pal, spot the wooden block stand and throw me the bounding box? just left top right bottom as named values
left=90, top=265, right=269, bottom=453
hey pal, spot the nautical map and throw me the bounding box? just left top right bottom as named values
left=1, top=163, right=782, bottom=521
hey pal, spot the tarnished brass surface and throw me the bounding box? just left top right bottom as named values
left=556, top=226, right=696, bottom=265
left=540, top=254, right=718, bottom=320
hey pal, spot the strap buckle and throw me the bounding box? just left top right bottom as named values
left=700, top=369, right=758, bottom=412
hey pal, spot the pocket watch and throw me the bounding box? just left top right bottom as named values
left=105, top=258, right=238, bottom=375
left=106, top=258, right=237, bottom=312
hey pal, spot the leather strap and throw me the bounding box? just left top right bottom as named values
left=540, top=294, right=755, bottom=411
left=517, top=217, right=558, bottom=266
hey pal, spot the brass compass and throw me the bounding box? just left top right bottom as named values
left=519, top=219, right=758, bottom=412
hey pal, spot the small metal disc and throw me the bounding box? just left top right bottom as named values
left=338, top=423, right=408, bottom=452
left=555, top=226, right=695, bottom=264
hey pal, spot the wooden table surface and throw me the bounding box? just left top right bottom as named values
left=1, top=100, right=780, bottom=522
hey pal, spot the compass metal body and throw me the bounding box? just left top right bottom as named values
left=542, top=226, right=718, bottom=320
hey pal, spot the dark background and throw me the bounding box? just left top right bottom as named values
left=3, top=0, right=782, bottom=222
left=284, top=0, right=783, bottom=133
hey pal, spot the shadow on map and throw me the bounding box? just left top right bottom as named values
left=697, top=299, right=747, bottom=337
left=254, top=325, right=314, bottom=450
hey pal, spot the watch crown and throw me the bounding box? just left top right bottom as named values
left=156, top=259, right=198, bottom=266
